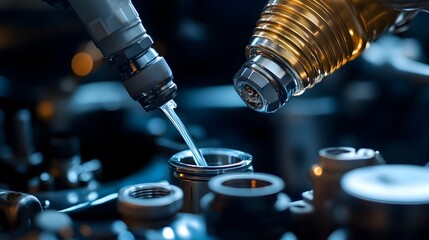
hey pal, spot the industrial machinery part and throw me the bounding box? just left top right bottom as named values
left=11, top=109, right=43, bottom=172
left=0, top=190, right=43, bottom=232
left=200, top=172, right=291, bottom=240
left=117, top=182, right=208, bottom=239
left=340, top=164, right=429, bottom=239
left=310, top=147, right=385, bottom=211
left=233, top=0, right=425, bottom=113
left=0, top=109, right=44, bottom=192
left=44, top=0, right=177, bottom=111
left=117, top=182, right=184, bottom=229
left=168, top=147, right=253, bottom=213
left=288, top=146, right=385, bottom=239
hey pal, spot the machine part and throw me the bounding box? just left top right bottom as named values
left=0, top=190, right=43, bottom=232
left=0, top=110, right=44, bottom=191
left=287, top=200, right=318, bottom=240
left=117, top=182, right=209, bottom=239
left=29, top=154, right=169, bottom=214
left=302, top=147, right=384, bottom=239
left=168, top=147, right=253, bottom=213
left=117, top=182, right=183, bottom=228
left=340, top=164, right=429, bottom=239
left=48, top=135, right=82, bottom=189
left=311, top=147, right=385, bottom=210
left=200, top=172, right=291, bottom=240
left=0, top=110, right=12, bottom=161
left=12, top=109, right=43, bottom=171
left=314, top=147, right=385, bottom=174
left=46, top=134, right=102, bottom=190
left=65, top=0, right=177, bottom=111
left=233, top=0, right=416, bottom=113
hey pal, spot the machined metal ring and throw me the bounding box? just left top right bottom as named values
left=208, top=172, right=284, bottom=198
left=117, top=183, right=183, bottom=220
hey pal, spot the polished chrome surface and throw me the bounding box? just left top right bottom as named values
left=168, top=148, right=253, bottom=213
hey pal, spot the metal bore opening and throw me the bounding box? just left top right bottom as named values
left=181, top=154, right=242, bottom=166
left=239, top=83, right=263, bottom=109
left=128, top=187, right=171, bottom=199
left=222, top=179, right=272, bottom=189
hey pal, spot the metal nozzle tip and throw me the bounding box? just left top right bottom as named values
left=233, top=55, right=297, bottom=113
left=234, top=61, right=295, bottom=113
left=239, top=83, right=264, bottom=110
left=233, top=69, right=281, bottom=113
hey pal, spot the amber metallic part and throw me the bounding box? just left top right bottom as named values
left=247, top=0, right=401, bottom=93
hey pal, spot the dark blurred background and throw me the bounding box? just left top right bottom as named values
left=0, top=0, right=429, bottom=200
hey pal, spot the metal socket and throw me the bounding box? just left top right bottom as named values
left=168, top=147, right=253, bottom=213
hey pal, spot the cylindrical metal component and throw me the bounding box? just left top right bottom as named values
left=168, top=148, right=253, bottom=213
left=117, top=183, right=183, bottom=229
left=0, top=190, right=43, bottom=232
left=200, top=172, right=290, bottom=240
left=67, top=0, right=177, bottom=111
left=13, top=109, right=43, bottom=169
left=117, top=183, right=210, bottom=239
left=340, top=164, right=429, bottom=240
left=288, top=199, right=317, bottom=240
left=48, top=135, right=81, bottom=189
left=233, top=0, right=406, bottom=113
left=300, top=147, right=385, bottom=239
left=0, top=110, right=12, bottom=161
left=311, top=147, right=384, bottom=209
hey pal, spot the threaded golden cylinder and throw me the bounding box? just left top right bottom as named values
left=246, top=0, right=401, bottom=93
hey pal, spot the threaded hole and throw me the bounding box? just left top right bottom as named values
left=222, top=179, right=271, bottom=189
left=128, top=187, right=171, bottom=199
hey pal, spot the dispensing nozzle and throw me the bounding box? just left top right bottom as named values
left=233, top=55, right=297, bottom=113
left=233, top=0, right=409, bottom=114
left=66, top=0, right=177, bottom=111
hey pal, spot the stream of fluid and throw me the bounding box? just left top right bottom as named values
left=160, top=100, right=208, bottom=167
